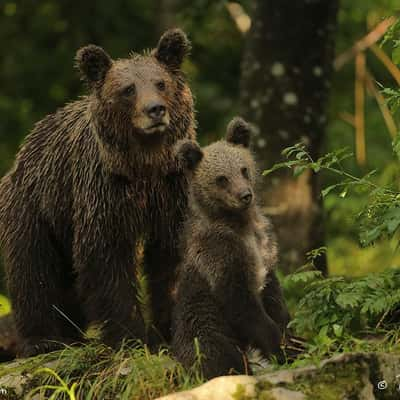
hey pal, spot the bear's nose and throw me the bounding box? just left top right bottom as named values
left=239, top=189, right=253, bottom=205
left=145, top=102, right=166, bottom=120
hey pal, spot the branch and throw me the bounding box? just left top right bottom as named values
left=334, top=17, right=397, bottom=70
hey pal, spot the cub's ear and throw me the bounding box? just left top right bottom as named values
left=75, top=45, right=112, bottom=87
left=176, top=140, right=203, bottom=171
left=155, top=28, right=191, bottom=70
left=226, top=117, right=252, bottom=148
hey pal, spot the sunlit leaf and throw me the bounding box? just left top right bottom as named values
left=392, top=45, right=400, bottom=65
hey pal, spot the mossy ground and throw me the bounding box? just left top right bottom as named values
left=0, top=333, right=398, bottom=399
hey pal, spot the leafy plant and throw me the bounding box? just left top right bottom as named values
left=264, top=141, right=400, bottom=246
left=276, top=20, right=400, bottom=356
left=284, top=267, right=400, bottom=339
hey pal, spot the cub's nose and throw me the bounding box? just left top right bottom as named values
left=239, top=189, right=253, bottom=205
left=145, top=102, right=166, bottom=120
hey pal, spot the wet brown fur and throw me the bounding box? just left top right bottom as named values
left=0, top=29, right=195, bottom=357
left=172, top=118, right=289, bottom=379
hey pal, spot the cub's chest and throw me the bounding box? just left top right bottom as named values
left=245, top=232, right=268, bottom=294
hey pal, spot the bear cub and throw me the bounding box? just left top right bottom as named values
left=172, top=117, right=290, bottom=379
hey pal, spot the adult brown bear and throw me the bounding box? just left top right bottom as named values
left=0, top=29, right=195, bottom=357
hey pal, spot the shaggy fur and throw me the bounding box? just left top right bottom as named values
left=0, top=29, right=195, bottom=357
left=172, top=118, right=289, bottom=379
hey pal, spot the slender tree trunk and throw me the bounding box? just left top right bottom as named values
left=240, top=0, right=339, bottom=274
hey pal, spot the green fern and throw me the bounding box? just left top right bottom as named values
left=285, top=268, right=400, bottom=338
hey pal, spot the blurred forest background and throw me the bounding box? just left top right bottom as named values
left=0, top=0, right=399, bottom=292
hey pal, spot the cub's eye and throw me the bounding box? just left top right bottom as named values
left=216, top=175, right=229, bottom=187
left=241, top=167, right=250, bottom=179
left=156, top=80, right=166, bottom=91
left=122, top=84, right=136, bottom=97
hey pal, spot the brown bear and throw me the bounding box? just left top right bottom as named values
left=172, top=118, right=289, bottom=379
left=0, top=29, right=195, bottom=357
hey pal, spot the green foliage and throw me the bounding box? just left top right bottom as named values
left=284, top=268, right=400, bottom=339
left=276, top=21, right=400, bottom=356
left=381, top=86, right=400, bottom=112
left=29, top=368, right=77, bottom=400
left=264, top=142, right=400, bottom=246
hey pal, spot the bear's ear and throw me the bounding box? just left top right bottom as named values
left=176, top=140, right=203, bottom=171
left=75, top=45, right=112, bottom=87
left=155, top=29, right=191, bottom=70
left=226, top=117, right=252, bottom=148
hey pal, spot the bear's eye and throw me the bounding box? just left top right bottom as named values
left=121, top=84, right=136, bottom=97
left=241, top=167, right=250, bottom=179
left=156, top=80, right=166, bottom=91
left=216, top=175, right=229, bottom=187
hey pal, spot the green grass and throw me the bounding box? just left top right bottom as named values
left=0, top=341, right=205, bottom=400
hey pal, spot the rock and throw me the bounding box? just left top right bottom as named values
left=156, top=375, right=258, bottom=400
left=0, top=359, right=59, bottom=397
left=155, top=352, right=400, bottom=400
left=269, top=387, right=306, bottom=399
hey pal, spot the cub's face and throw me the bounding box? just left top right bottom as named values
left=194, top=142, right=256, bottom=213
left=76, top=29, right=192, bottom=150
left=177, top=117, right=257, bottom=216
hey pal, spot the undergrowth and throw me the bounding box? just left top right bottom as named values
left=268, top=19, right=400, bottom=370
left=16, top=342, right=204, bottom=400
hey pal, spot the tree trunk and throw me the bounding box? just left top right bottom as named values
left=240, top=0, right=339, bottom=274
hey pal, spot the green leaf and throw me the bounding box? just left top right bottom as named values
left=321, top=184, right=339, bottom=198
left=293, top=165, right=307, bottom=177
left=360, top=225, right=383, bottom=246
left=295, top=151, right=307, bottom=160
left=262, top=160, right=299, bottom=176
left=310, top=162, right=321, bottom=172
left=285, top=270, right=323, bottom=284
left=336, top=292, right=359, bottom=308
left=393, top=135, right=400, bottom=161
left=385, top=207, right=400, bottom=233
left=392, top=45, right=400, bottom=65
left=333, top=324, right=343, bottom=337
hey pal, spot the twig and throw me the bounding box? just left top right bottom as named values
left=365, top=70, right=398, bottom=139
left=370, top=44, right=400, bottom=86
left=334, top=17, right=396, bottom=70
left=339, top=112, right=356, bottom=127
left=355, top=52, right=366, bottom=166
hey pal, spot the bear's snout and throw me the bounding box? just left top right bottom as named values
left=239, top=189, right=253, bottom=206
left=145, top=101, right=166, bottom=120
left=138, top=100, right=170, bottom=134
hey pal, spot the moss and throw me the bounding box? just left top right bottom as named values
left=232, top=384, right=255, bottom=400
left=257, top=383, right=276, bottom=400
left=257, top=392, right=276, bottom=400
left=287, top=360, right=368, bottom=400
